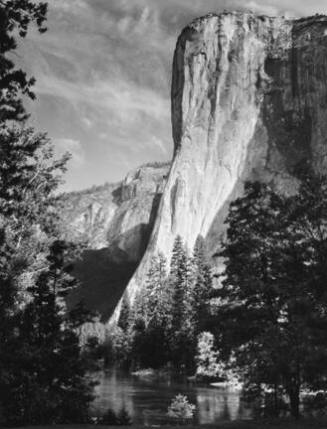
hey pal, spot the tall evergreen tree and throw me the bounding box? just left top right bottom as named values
left=1, top=241, right=95, bottom=425
left=0, top=2, right=98, bottom=424
left=192, top=235, right=212, bottom=333
left=143, top=253, right=169, bottom=325
left=118, top=294, right=130, bottom=332
left=0, top=128, right=69, bottom=354
left=170, top=236, right=189, bottom=331
left=216, top=178, right=327, bottom=419
left=169, top=236, right=195, bottom=371
left=129, top=254, right=171, bottom=368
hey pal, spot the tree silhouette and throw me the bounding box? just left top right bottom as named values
left=0, top=0, right=47, bottom=122
left=216, top=177, right=327, bottom=418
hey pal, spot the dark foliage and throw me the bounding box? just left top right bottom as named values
left=0, top=241, right=97, bottom=426
left=0, top=0, right=48, bottom=122
left=0, top=4, right=98, bottom=423
left=98, top=407, right=132, bottom=426
left=215, top=176, right=327, bottom=419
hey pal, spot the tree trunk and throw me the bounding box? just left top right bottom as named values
left=288, top=385, right=300, bottom=419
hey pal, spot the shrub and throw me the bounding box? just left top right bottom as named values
left=167, top=394, right=196, bottom=422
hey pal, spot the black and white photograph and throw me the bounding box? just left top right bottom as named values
left=1, top=0, right=327, bottom=428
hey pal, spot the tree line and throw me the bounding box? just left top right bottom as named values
left=2, top=0, right=327, bottom=424
left=109, top=172, right=327, bottom=420
left=0, top=1, right=99, bottom=425
left=111, top=235, right=214, bottom=373
left=214, top=176, right=327, bottom=419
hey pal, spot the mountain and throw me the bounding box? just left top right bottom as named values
left=59, top=12, right=327, bottom=326
left=116, top=12, right=327, bottom=320
left=58, top=162, right=169, bottom=321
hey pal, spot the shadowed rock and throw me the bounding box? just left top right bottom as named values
left=58, top=163, right=169, bottom=320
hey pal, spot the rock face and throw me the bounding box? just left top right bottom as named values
left=60, top=162, right=169, bottom=262
left=118, top=13, right=327, bottom=318
left=59, top=162, right=169, bottom=320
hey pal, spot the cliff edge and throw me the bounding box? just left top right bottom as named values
left=117, top=12, right=327, bottom=319
left=58, top=163, right=169, bottom=320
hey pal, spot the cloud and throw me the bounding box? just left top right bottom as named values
left=18, top=0, right=327, bottom=192
left=244, top=1, right=278, bottom=15
left=235, top=0, right=327, bottom=16
left=54, top=138, right=85, bottom=169
left=152, top=137, right=169, bottom=155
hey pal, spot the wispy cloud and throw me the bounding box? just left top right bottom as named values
left=244, top=1, right=279, bottom=16
left=18, top=0, right=327, bottom=192
left=54, top=138, right=86, bottom=169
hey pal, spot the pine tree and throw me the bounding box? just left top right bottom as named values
left=0, top=128, right=70, bottom=423
left=1, top=241, right=96, bottom=425
left=192, top=235, right=212, bottom=333
left=130, top=254, right=171, bottom=368
left=0, top=128, right=69, bottom=368
left=143, top=253, right=169, bottom=326
left=170, top=235, right=188, bottom=332
left=118, top=294, right=130, bottom=332
left=216, top=177, right=327, bottom=419
left=169, top=236, right=195, bottom=371
left=0, top=4, right=97, bottom=424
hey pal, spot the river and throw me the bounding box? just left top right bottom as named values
left=91, top=369, right=253, bottom=425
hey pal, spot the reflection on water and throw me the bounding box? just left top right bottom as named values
left=91, top=369, right=253, bottom=425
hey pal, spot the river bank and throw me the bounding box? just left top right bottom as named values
left=91, top=369, right=250, bottom=425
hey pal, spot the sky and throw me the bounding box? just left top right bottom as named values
left=18, top=0, right=327, bottom=192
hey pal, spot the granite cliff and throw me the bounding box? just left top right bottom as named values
left=58, top=162, right=169, bottom=320
left=116, top=12, right=327, bottom=319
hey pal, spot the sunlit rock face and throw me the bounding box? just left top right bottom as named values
left=58, top=163, right=169, bottom=320
left=59, top=163, right=169, bottom=262
left=118, top=13, right=327, bottom=317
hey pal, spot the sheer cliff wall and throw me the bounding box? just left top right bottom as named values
left=58, top=163, right=169, bottom=320
left=115, top=13, right=327, bottom=320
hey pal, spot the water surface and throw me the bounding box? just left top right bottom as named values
left=91, top=369, right=253, bottom=425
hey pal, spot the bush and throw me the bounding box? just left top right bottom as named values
left=167, top=394, right=196, bottom=422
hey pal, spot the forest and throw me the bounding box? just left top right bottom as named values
left=2, top=0, right=327, bottom=427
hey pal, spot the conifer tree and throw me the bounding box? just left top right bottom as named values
left=169, top=236, right=195, bottom=371
left=118, top=294, right=130, bottom=332
left=0, top=128, right=69, bottom=365
left=0, top=3, right=98, bottom=424
left=143, top=253, right=169, bottom=326
left=216, top=177, right=327, bottom=419
left=129, top=254, right=171, bottom=368
left=192, top=235, right=212, bottom=333
left=170, top=235, right=189, bottom=331
left=1, top=241, right=95, bottom=425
